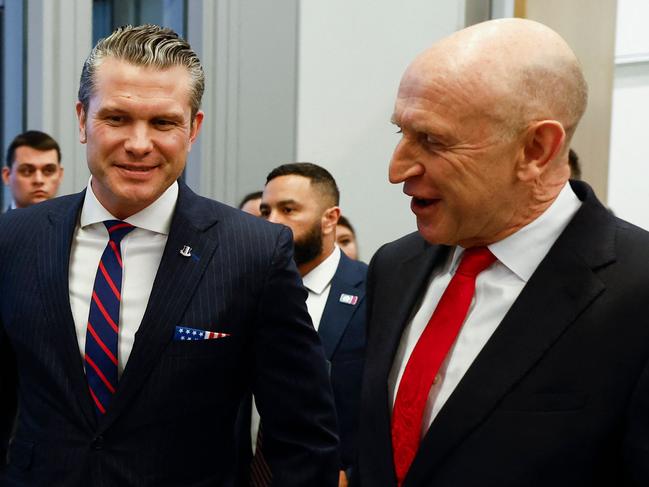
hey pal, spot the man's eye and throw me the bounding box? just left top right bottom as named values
left=154, top=119, right=174, bottom=128
left=106, top=115, right=124, bottom=124
left=425, top=134, right=441, bottom=146
left=42, top=166, right=58, bottom=176
left=282, top=207, right=294, bottom=214
left=18, top=167, right=34, bottom=177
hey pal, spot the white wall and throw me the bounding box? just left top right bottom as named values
left=608, top=0, right=649, bottom=229
left=296, top=0, right=465, bottom=261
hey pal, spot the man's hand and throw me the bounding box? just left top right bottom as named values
left=338, top=470, right=348, bottom=487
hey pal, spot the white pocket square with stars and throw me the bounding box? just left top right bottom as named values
left=174, top=326, right=231, bottom=341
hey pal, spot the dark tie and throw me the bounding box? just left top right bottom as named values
left=391, top=246, right=496, bottom=486
left=249, top=424, right=272, bottom=487
left=85, top=220, right=135, bottom=416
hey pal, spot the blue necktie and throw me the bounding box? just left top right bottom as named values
left=85, top=220, right=135, bottom=416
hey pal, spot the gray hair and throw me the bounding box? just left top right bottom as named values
left=78, top=24, right=204, bottom=120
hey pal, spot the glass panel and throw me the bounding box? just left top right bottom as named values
left=93, top=0, right=186, bottom=41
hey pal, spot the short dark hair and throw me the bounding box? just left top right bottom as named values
left=238, top=191, right=263, bottom=209
left=266, top=162, right=339, bottom=207
left=568, top=148, right=581, bottom=180
left=337, top=215, right=355, bottom=235
left=5, top=130, right=61, bottom=168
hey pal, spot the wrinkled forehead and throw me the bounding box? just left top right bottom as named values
left=395, top=56, right=496, bottom=118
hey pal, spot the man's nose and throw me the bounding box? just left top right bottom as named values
left=389, top=137, right=423, bottom=184
left=266, top=210, right=281, bottom=224
left=32, top=170, right=45, bottom=185
left=124, top=124, right=154, bottom=156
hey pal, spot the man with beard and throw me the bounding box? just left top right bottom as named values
left=238, top=163, right=367, bottom=487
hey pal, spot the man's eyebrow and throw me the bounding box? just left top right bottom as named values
left=260, top=199, right=299, bottom=208
left=96, top=106, right=128, bottom=115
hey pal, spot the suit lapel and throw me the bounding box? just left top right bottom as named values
left=405, top=182, right=616, bottom=486
left=99, top=184, right=220, bottom=430
left=38, top=192, right=96, bottom=429
left=318, top=254, right=365, bottom=359
left=363, top=238, right=448, bottom=483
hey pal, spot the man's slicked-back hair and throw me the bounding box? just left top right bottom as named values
left=78, top=24, right=204, bottom=120
left=5, top=130, right=61, bottom=168
left=266, top=162, right=340, bottom=207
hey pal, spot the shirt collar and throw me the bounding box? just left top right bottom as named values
left=450, top=182, right=582, bottom=282
left=80, top=176, right=178, bottom=235
left=302, top=246, right=342, bottom=295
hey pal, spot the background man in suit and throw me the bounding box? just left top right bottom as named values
left=0, top=25, right=339, bottom=486
left=2, top=130, right=63, bottom=210
left=355, top=18, right=649, bottom=487
left=244, top=163, right=366, bottom=487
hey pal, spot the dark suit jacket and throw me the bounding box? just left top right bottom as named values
left=0, top=182, right=339, bottom=487
left=235, top=252, right=367, bottom=481
left=318, top=252, right=367, bottom=471
left=354, top=180, right=649, bottom=487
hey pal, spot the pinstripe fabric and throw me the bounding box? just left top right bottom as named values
left=0, top=182, right=340, bottom=486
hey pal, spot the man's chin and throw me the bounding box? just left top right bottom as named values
left=417, top=220, right=452, bottom=246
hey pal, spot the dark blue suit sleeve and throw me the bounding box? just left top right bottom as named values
left=252, top=226, right=340, bottom=486
left=0, top=292, right=18, bottom=469
left=0, top=216, right=15, bottom=468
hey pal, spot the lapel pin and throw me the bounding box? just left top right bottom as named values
left=180, top=245, right=192, bottom=258
left=339, top=293, right=358, bottom=305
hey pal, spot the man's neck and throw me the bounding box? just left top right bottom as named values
left=298, top=243, right=335, bottom=277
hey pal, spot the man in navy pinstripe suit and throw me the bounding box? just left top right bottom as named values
left=0, top=25, right=339, bottom=487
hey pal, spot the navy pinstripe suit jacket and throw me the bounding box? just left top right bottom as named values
left=0, top=182, right=339, bottom=486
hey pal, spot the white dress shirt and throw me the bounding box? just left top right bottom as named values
left=251, top=245, right=341, bottom=451
left=303, top=246, right=342, bottom=331
left=389, top=182, right=582, bottom=437
left=69, top=178, right=178, bottom=375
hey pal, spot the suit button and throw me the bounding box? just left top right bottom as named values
left=92, top=435, right=104, bottom=450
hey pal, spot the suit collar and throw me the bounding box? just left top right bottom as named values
left=80, top=178, right=178, bottom=235
left=318, top=252, right=366, bottom=358
left=404, top=180, right=616, bottom=485
left=303, top=246, right=341, bottom=295
left=489, top=181, right=582, bottom=282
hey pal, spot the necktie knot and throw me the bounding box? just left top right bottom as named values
left=104, top=220, right=135, bottom=244
left=456, top=246, right=496, bottom=277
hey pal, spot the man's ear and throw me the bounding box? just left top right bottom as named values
left=1, top=166, right=10, bottom=185
left=188, top=111, right=205, bottom=151
left=517, top=120, right=565, bottom=181
left=322, top=206, right=341, bottom=236
left=76, top=101, right=87, bottom=144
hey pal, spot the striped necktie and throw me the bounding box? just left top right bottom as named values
left=85, top=220, right=135, bottom=416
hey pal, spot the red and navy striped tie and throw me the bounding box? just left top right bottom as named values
left=85, top=220, right=135, bottom=416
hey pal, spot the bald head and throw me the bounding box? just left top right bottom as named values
left=390, top=19, right=587, bottom=247
left=406, top=18, right=587, bottom=142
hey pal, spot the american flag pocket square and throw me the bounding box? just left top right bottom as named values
left=174, top=326, right=231, bottom=341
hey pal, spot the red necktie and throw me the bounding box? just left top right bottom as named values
left=85, top=220, right=135, bottom=416
left=391, top=246, right=496, bottom=486
left=249, top=424, right=272, bottom=487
